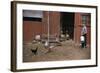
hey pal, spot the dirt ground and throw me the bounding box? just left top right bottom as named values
left=23, top=40, right=91, bottom=62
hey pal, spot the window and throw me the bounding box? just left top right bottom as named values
left=23, top=10, right=43, bottom=22
left=82, top=14, right=91, bottom=25
left=82, top=15, right=87, bottom=24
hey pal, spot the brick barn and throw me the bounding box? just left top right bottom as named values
left=23, top=10, right=91, bottom=47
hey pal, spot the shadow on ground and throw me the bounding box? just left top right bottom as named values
left=23, top=40, right=91, bottom=62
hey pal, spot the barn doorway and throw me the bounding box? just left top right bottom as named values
left=60, top=12, right=75, bottom=40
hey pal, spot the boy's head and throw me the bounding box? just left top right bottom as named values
left=82, top=24, right=85, bottom=27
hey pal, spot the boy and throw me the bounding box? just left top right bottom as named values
left=81, top=24, right=87, bottom=48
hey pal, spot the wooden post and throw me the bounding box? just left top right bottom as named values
left=47, top=11, right=50, bottom=45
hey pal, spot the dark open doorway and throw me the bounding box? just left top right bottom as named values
left=60, top=12, right=75, bottom=40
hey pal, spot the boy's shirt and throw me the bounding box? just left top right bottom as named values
left=81, top=26, right=87, bottom=35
